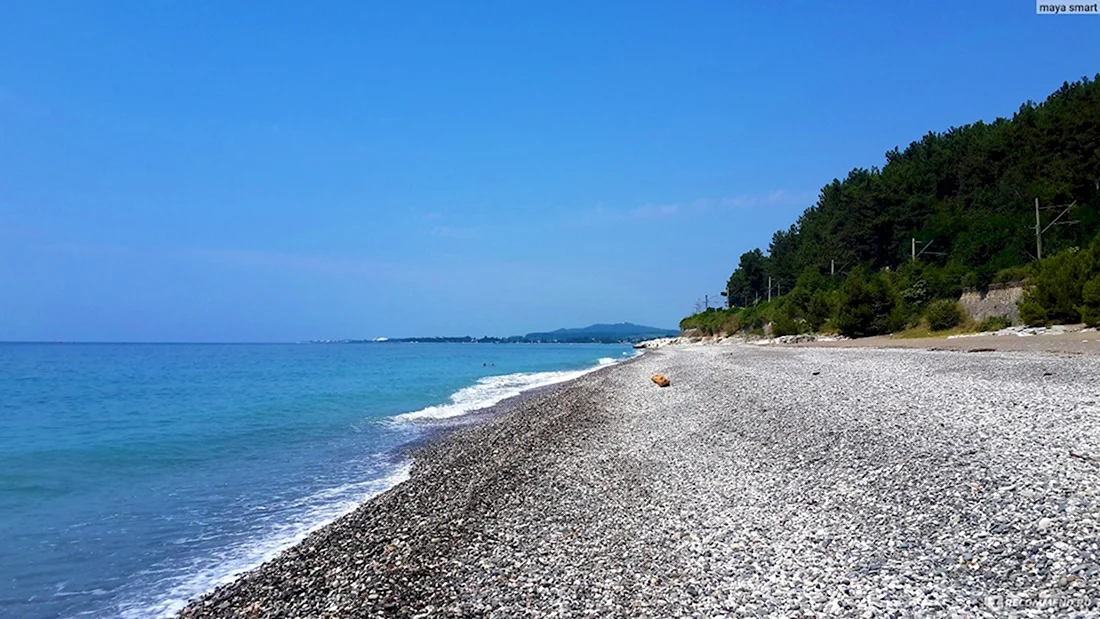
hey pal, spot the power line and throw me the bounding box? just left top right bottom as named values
left=695, top=292, right=727, bottom=312
left=1034, top=198, right=1079, bottom=260
left=911, top=237, right=946, bottom=261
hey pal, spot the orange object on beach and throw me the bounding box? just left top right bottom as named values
left=651, top=374, right=670, bottom=387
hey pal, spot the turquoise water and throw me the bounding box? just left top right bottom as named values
left=0, top=342, right=631, bottom=618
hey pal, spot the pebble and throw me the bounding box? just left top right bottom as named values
left=176, top=344, right=1100, bottom=618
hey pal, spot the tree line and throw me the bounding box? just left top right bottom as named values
left=684, top=75, right=1100, bottom=337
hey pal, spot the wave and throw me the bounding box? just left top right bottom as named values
left=117, top=461, right=411, bottom=619
left=394, top=354, right=632, bottom=422
left=114, top=351, right=638, bottom=617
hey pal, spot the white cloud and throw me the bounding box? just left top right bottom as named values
left=723, top=189, right=815, bottom=210
left=631, top=203, right=681, bottom=218
left=581, top=190, right=813, bottom=223
left=426, top=225, right=477, bottom=239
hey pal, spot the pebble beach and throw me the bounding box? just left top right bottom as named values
left=178, top=343, right=1100, bottom=618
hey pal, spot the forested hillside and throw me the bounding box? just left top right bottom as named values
left=685, top=76, right=1100, bottom=337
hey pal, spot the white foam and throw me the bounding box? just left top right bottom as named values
left=394, top=355, right=630, bottom=422
left=118, top=461, right=411, bottom=619
left=114, top=352, right=636, bottom=617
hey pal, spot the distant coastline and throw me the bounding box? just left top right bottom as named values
left=348, top=336, right=656, bottom=344
left=310, top=322, right=680, bottom=345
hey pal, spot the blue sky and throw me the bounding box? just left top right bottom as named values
left=1, top=1, right=1096, bottom=341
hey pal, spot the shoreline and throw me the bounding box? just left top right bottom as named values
left=174, top=352, right=641, bottom=617
left=391, top=353, right=643, bottom=475
left=179, top=344, right=1100, bottom=617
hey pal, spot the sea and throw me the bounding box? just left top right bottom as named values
left=0, top=342, right=633, bottom=618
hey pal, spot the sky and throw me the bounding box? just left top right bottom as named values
left=1, top=1, right=1097, bottom=341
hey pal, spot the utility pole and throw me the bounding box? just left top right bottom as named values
left=911, top=238, right=937, bottom=262
left=767, top=276, right=772, bottom=302
left=831, top=259, right=835, bottom=276
left=1033, top=198, right=1079, bottom=261
left=1035, top=198, right=1042, bottom=260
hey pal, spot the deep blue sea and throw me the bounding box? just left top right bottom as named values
left=0, top=342, right=632, bottom=618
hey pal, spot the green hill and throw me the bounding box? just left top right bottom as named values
left=523, top=323, right=678, bottom=343
left=685, top=75, right=1100, bottom=337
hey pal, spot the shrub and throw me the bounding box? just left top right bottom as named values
left=1018, top=235, right=1100, bottom=325
left=771, top=307, right=802, bottom=337
left=835, top=270, right=904, bottom=338
left=920, top=261, right=971, bottom=301
left=722, top=314, right=742, bottom=334
left=900, top=279, right=930, bottom=308
left=993, top=265, right=1035, bottom=285
left=737, top=303, right=774, bottom=333
left=978, top=315, right=1011, bottom=332
left=926, top=299, right=965, bottom=331
left=806, top=289, right=834, bottom=332
left=1080, top=276, right=1100, bottom=327
left=775, top=270, right=835, bottom=333
left=679, top=308, right=739, bottom=334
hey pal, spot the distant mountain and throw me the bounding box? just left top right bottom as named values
left=350, top=322, right=678, bottom=345
left=522, top=323, right=678, bottom=343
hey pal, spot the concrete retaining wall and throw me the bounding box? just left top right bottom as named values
left=959, top=284, right=1024, bottom=324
